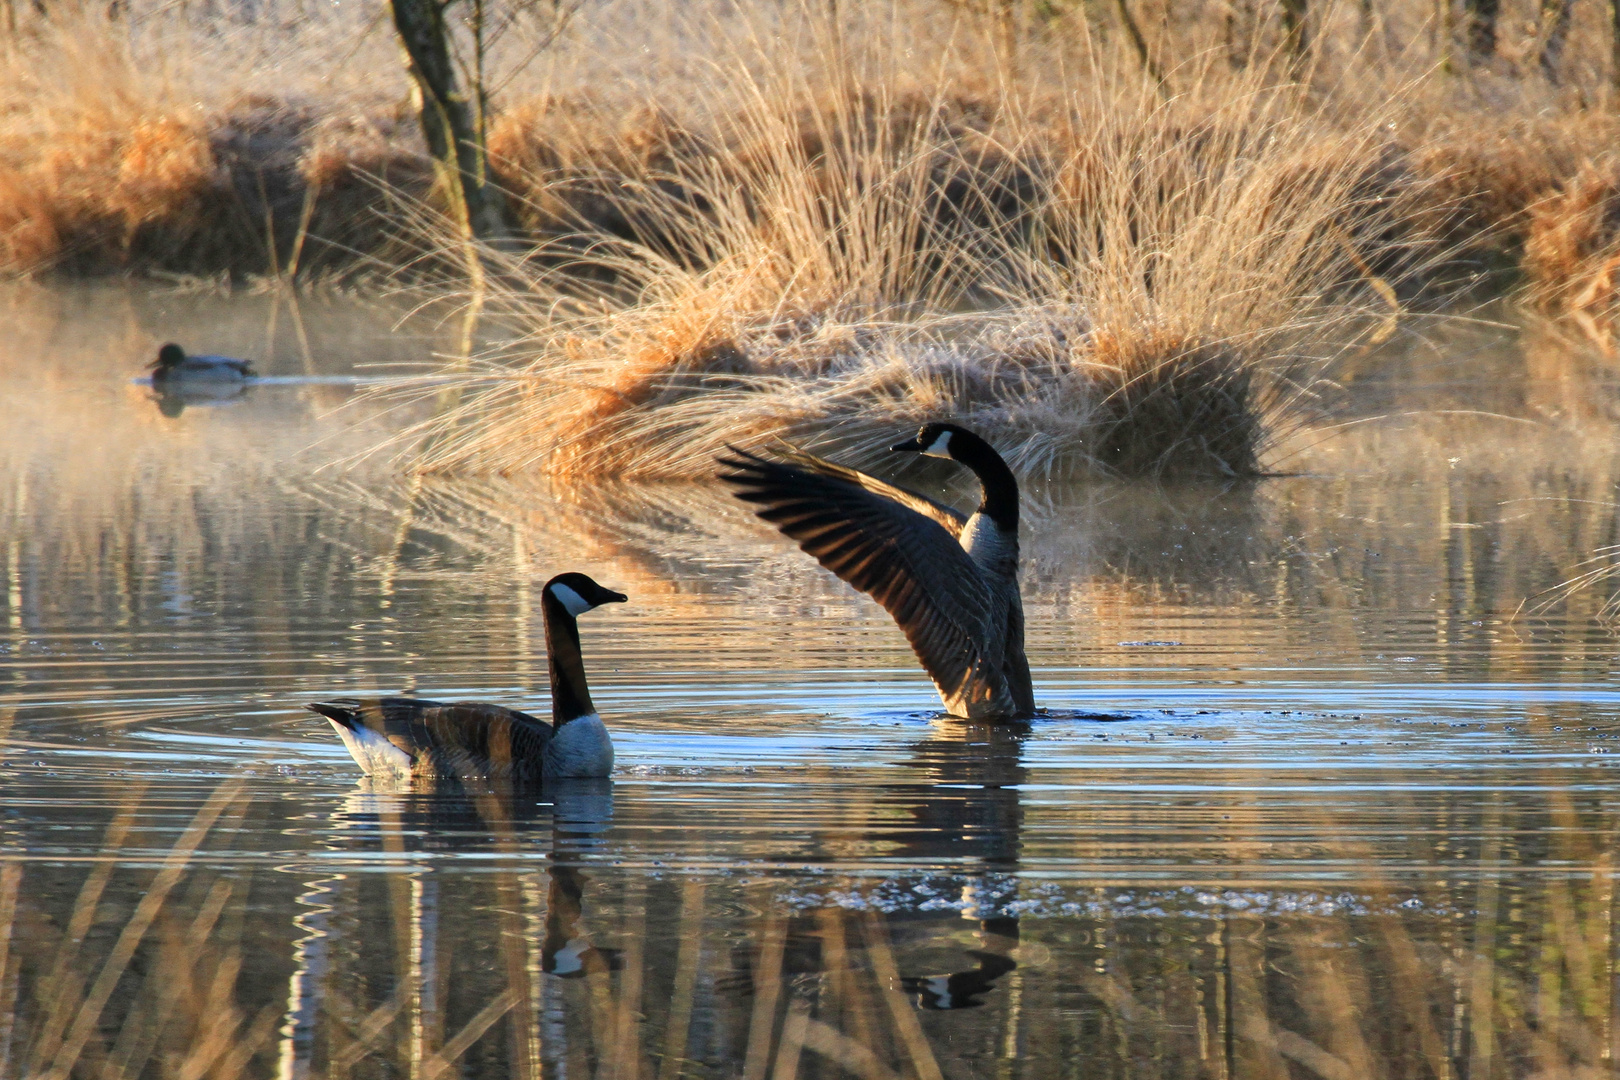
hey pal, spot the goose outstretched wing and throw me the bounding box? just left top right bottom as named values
left=768, top=445, right=969, bottom=538
left=718, top=447, right=999, bottom=707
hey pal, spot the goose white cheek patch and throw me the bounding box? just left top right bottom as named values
left=922, top=431, right=953, bottom=458
left=549, top=583, right=592, bottom=616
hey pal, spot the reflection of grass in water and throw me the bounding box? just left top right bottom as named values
left=3, top=781, right=273, bottom=1080
left=294, top=403, right=1620, bottom=681
left=7, top=776, right=1620, bottom=1078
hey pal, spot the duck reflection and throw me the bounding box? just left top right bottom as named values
left=148, top=380, right=251, bottom=417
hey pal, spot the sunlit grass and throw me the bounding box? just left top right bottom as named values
left=392, top=37, right=1445, bottom=480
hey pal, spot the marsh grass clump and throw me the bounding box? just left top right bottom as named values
left=1080, top=330, right=1262, bottom=477
left=0, top=5, right=424, bottom=278
left=1521, top=159, right=1620, bottom=348
left=400, top=46, right=1426, bottom=481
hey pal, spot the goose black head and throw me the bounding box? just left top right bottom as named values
left=890, top=422, right=1018, bottom=529
left=152, top=343, right=187, bottom=372
left=890, top=422, right=979, bottom=461
left=544, top=572, right=628, bottom=617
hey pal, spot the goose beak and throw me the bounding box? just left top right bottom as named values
left=889, top=436, right=925, bottom=453
left=604, top=590, right=628, bottom=604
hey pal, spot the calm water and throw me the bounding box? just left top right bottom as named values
left=5, top=285, right=1620, bottom=1079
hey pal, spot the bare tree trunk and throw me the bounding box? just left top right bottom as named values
left=1462, top=0, right=1498, bottom=61
left=1435, top=0, right=1455, bottom=72
left=389, top=0, right=510, bottom=246
left=1113, top=0, right=1166, bottom=87
left=1537, top=0, right=1571, bottom=82
left=1225, top=0, right=1244, bottom=67
left=1226, top=0, right=1256, bottom=67
left=1279, top=0, right=1308, bottom=64
left=1613, top=0, right=1620, bottom=94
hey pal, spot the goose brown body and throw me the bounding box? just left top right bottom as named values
left=307, top=698, right=557, bottom=781
left=307, top=572, right=625, bottom=782
left=718, top=424, right=1035, bottom=722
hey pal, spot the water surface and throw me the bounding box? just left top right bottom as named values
left=4, top=286, right=1620, bottom=1079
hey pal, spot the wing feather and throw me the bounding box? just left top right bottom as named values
left=718, top=448, right=1000, bottom=707
left=770, top=445, right=969, bottom=538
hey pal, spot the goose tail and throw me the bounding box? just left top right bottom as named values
left=305, top=701, right=362, bottom=731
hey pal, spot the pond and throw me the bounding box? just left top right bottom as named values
left=4, top=283, right=1620, bottom=1079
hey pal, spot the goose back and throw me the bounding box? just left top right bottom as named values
left=309, top=698, right=556, bottom=782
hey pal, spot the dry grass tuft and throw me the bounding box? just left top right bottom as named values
left=1081, top=329, right=1262, bottom=477
left=0, top=89, right=220, bottom=273
left=0, top=4, right=420, bottom=278
left=401, top=52, right=1432, bottom=479
left=1522, top=158, right=1620, bottom=348
left=399, top=45, right=1427, bottom=481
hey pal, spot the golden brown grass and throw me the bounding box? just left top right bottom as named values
left=3, top=0, right=1620, bottom=477
left=0, top=0, right=1608, bottom=300
left=1521, top=158, right=1620, bottom=350
left=0, top=4, right=421, bottom=277
left=390, top=37, right=1435, bottom=480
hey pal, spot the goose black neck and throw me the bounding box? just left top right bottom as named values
left=542, top=592, right=596, bottom=726
left=953, top=433, right=1019, bottom=531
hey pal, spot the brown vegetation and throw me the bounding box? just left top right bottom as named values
left=0, top=6, right=425, bottom=278
left=1522, top=158, right=1620, bottom=349
left=392, top=44, right=1432, bottom=479
left=4, top=0, right=1620, bottom=477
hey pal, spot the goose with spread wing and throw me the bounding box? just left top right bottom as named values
left=718, top=423, right=1035, bottom=722
left=306, top=572, right=626, bottom=782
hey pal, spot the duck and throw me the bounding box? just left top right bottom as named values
left=149, top=343, right=255, bottom=383
left=306, top=572, right=627, bottom=782
left=718, top=422, right=1035, bottom=723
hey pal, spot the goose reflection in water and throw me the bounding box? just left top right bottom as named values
left=274, top=778, right=614, bottom=1080
left=888, top=720, right=1029, bottom=1011
left=274, top=722, right=1033, bottom=1078
left=719, top=721, right=1029, bottom=1035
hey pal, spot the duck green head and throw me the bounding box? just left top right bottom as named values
left=152, top=343, right=186, bottom=371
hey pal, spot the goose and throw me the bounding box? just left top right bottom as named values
left=901, top=949, right=1019, bottom=1010
left=718, top=423, right=1035, bottom=723
left=149, top=343, right=255, bottom=383
left=306, top=572, right=626, bottom=782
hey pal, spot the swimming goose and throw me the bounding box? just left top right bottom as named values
left=306, top=572, right=626, bottom=782
left=718, top=423, right=1035, bottom=722
left=150, top=343, right=255, bottom=382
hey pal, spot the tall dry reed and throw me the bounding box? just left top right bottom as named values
left=388, top=27, right=1441, bottom=480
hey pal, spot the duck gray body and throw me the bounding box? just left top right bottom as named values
left=719, top=423, right=1035, bottom=722
left=307, top=572, right=625, bottom=782
left=150, top=343, right=254, bottom=383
